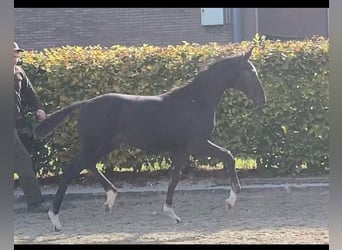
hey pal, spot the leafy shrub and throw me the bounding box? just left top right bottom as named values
left=17, top=36, right=328, bottom=177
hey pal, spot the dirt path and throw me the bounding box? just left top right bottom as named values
left=14, top=184, right=328, bottom=244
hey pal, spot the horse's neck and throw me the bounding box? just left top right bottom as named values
left=186, top=73, right=230, bottom=110
left=165, top=67, right=236, bottom=110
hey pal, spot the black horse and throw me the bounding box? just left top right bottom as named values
left=35, top=47, right=266, bottom=231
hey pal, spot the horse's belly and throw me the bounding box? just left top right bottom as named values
left=123, top=127, right=205, bottom=153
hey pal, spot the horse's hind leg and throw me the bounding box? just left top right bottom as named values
left=48, top=153, right=85, bottom=231
left=192, top=140, right=241, bottom=209
left=163, top=151, right=187, bottom=223
left=88, top=166, right=118, bottom=213
left=84, top=140, right=121, bottom=213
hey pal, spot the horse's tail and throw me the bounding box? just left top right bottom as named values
left=34, top=101, right=84, bottom=139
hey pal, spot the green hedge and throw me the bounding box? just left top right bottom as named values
left=18, top=36, right=329, bottom=177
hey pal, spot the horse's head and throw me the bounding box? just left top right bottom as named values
left=232, top=47, right=266, bottom=106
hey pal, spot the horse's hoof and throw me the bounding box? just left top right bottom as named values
left=48, top=209, right=62, bottom=231
left=104, top=204, right=110, bottom=213
left=226, top=190, right=238, bottom=209
left=163, top=204, right=182, bottom=223
left=104, top=190, right=117, bottom=213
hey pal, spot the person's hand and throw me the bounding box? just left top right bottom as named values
left=36, top=109, right=47, bottom=122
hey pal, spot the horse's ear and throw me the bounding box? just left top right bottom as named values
left=239, top=47, right=254, bottom=67
left=244, top=47, right=254, bottom=60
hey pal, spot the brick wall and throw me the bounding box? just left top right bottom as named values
left=241, top=8, right=328, bottom=41
left=257, top=8, right=328, bottom=39
left=14, top=8, right=233, bottom=51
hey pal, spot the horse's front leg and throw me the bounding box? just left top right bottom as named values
left=193, top=140, right=241, bottom=210
left=163, top=151, right=187, bottom=223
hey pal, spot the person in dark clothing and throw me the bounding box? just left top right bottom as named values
left=14, top=41, right=49, bottom=212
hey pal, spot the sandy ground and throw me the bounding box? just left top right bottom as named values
left=14, top=178, right=329, bottom=244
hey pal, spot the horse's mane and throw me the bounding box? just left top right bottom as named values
left=163, top=54, right=241, bottom=96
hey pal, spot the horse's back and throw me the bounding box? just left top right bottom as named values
left=77, top=93, right=165, bottom=140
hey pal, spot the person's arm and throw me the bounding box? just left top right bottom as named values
left=19, top=68, right=47, bottom=121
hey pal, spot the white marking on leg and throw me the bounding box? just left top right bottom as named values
left=104, top=190, right=117, bottom=211
left=163, top=203, right=181, bottom=223
left=226, top=190, right=238, bottom=210
left=284, top=183, right=291, bottom=193
left=48, top=209, right=62, bottom=231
